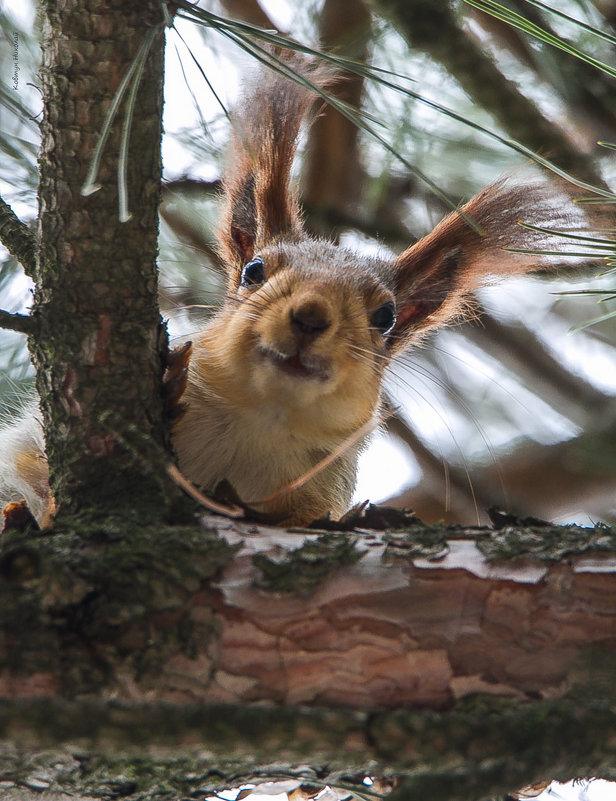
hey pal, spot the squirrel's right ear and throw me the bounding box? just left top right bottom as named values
left=387, top=175, right=597, bottom=353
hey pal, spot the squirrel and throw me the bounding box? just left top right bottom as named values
left=0, top=54, right=596, bottom=528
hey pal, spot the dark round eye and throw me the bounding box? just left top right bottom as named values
left=370, top=301, right=397, bottom=336
left=240, top=257, right=265, bottom=287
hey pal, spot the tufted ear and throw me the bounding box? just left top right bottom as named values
left=218, top=55, right=329, bottom=278
left=388, top=174, right=595, bottom=353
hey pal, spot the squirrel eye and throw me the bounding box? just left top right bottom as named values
left=240, top=257, right=265, bottom=287
left=371, top=301, right=397, bottom=336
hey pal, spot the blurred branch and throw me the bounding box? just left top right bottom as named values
left=160, top=181, right=225, bottom=274
left=217, top=0, right=277, bottom=30
left=302, top=0, right=372, bottom=237
left=464, top=310, right=613, bottom=428
left=471, top=0, right=616, bottom=146
left=0, top=310, right=36, bottom=335
left=474, top=422, right=616, bottom=523
left=385, top=304, right=616, bottom=524
left=163, top=177, right=220, bottom=195
left=370, top=0, right=605, bottom=186
left=302, top=196, right=415, bottom=247
left=596, top=0, right=616, bottom=29
left=391, top=412, right=616, bottom=525
left=383, top=397, right=485, bottom=522
left=0, top=195, right=37, bottom=278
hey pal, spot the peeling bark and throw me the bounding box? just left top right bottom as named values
left=0, top=515, right=614, bottom=800
left=2, top=517, right=615, bottom=707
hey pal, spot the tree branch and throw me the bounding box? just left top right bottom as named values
left=1, top=514, right=614, bottom=797
left=371, top=0, right=606, bottom=187
left=0, top=195, right=37, bottom=279
left=0, top=695, right=613, bottom=786
left=218, top=0, right=278, bottom=29
left=0, top=309, right=36, bottom=335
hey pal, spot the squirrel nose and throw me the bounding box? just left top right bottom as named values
left=290, top=298, right=331, bottom=343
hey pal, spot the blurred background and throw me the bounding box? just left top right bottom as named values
left=1, top=0, right=615, bottom=527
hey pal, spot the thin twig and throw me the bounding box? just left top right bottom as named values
left=0, top=309, right=36, bottom=335
left=166, top=463, right=244, bottom=518
left=0, top=195, right=37, bottom=278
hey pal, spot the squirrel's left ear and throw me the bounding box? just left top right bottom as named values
left=218, top=55, right=328, bottom=278
left=388, top=175, right=597, bottom=353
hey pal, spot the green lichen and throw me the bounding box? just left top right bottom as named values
left=382, top=524, right=453, bottom=559
left=253, top=532, right=367, bottom=594
left=381, top=520, right=616, bottom=564
left=0, top=521, right=238, bottom=691
left=477, top=522, right=616, bottom=562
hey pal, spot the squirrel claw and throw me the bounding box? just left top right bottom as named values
left=166, top=400, right=189, bottom=421
left=163, top=341, right=192, bottom=419
left=164, top=366, right=189, bottom=405
left=166, top=340, right=192, bottom=371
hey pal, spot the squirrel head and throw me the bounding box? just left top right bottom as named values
left=207, top=55, right=595, bottom=441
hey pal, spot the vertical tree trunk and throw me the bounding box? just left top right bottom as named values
left=33, top=0, right=171, bottom=524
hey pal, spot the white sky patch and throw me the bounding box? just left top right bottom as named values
left=259, top=0, right=297, bottom=30
left=163, top=19, right=242, bottom=180
left=353, top=430, right=421, bottom=504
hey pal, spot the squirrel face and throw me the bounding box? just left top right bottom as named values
left=225, top=241, right=394, bottom=404
left=193, top=239, right=396, bottom=465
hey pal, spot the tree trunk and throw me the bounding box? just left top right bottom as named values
left=32, top=0, right=172, bottom=525
left=302, top=0, right=372, bottom=232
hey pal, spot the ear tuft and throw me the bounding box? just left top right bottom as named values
left=217, top=52, right=331, bottom=276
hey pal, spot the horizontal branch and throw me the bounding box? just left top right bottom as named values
left=0, top=517, right=614, bottom=798
left=0, top=195, right=37, bottom=278
left=0, top=696, right=613, bottom=799
left=0, top=308, right=36, bottom=335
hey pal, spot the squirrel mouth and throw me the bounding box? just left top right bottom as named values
left=258, top=346, right=330, bottom=381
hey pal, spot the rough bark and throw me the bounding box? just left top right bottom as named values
left=0, top=515, right=614, bottom=799
left=32, top=0, right=173, bottom=524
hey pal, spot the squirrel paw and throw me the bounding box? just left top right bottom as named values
left=163, top=341, right=192, bottom=421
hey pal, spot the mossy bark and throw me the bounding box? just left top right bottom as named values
left=32, top=0, right=173, bottom=525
